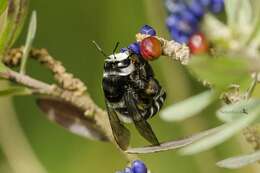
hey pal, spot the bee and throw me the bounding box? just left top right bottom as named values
left=93, top=41, right=166, bottom=150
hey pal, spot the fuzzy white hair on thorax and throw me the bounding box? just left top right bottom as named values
left=106, top=52, right=129, bottom=62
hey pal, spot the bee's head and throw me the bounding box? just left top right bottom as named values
left=92, top=41, right=135, bottom=76
left=104, top=52, right=134, bottom=76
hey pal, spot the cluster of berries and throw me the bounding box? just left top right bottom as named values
left=165, top=0, right=224, bottom=54
left=121, top=25, right=162, bottom=61
left=116, top=160, right=148, bottom=173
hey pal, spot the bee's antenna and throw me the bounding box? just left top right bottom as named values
left=113, top=42, right=120, bottom=59
left=113, top=42, right=120, bottom=54
left=92, top=41, right=108, bottom=58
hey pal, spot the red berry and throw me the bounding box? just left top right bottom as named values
left=140, top=36, right=162, bottom=60
left=188, top=32, right=209, bottom=54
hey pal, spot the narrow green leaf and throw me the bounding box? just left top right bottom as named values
left=0, top=0, right=7, bottom=16
left=202, top=14, right=231, bottom=48
left=0, top=86, right=31, bottom=96
left=247, top=1, right=260, bottom=49
left=188, top=55, right=251, bottom=89
left=247, top=20, right=260, bottom=49
left=237, top=0, right=253, bottom=31
left=225, top=0, right=255, bottom=45
left=179, top=103, right=260, bottom=155
left=25, top=11, right=37, bottom=46
left=160, top=90, right=216, bottom=122
left=225, top=0, right=253, bottom=30
left=20, top=11, right=37, bottom=74
left=217, top=150, right=260, bottom=169
left=224, top=0, right=238, bottom=30
left=217, top=99, right=260, bottom=123
left=0, top=0, right=29, bottom=56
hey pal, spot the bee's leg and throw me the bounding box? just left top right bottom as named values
left=130, top=77, right=161, bottom=98
left=143, top=79, right=166, bottom=119
left=144, top=78, right=161, bottom=96
left=130, top=78, right=147, bottom=90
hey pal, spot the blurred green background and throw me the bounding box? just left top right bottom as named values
left=0, top=0, right=258, bottom=173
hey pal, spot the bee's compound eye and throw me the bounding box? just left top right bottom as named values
left=117, top=59, right=131, bottom=68
left=104, top=62, right=113, bottom=70
left=117, top=62, right=125, bottom=67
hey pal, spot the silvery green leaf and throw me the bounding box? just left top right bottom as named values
left=36, top=97, right=109, bottom=142
left=202, top=14, right=231, bottom=46
left=224, top=0, right=238, bottom=30
left=250, top=0, right=260, bottom=27
left=237, top=0, right=253, bottom=32
left=225, top=0, right=255, bottom=44
left=216, top=150, right=260, bottom=169
left=247, top=1, right=260, bottom=50
left=160, top=90, right=215, bottom=122
left=217, top=99, right=260, bottom=123
left=247, top=23, right=260, bottom=51
left=126, top=125, right=223, bottom=154
left=188, top=55, right=250, bottom=89
left=225, top=0, right=253, bottom=40
left=20, top=11, right=37, bottom=74
left=179, top=104, right=260, bottom=155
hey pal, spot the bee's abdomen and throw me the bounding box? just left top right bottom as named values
left=144, top=89, right=166, bottom=120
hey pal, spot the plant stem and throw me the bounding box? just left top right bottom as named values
left=0, top=81, right=48, bottom=173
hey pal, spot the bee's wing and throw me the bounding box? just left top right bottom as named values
left=124, top=89, right=160, bottom=146
left=105, top=101, right=130, bottom=150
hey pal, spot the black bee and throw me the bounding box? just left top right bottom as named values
left=94, top=42, right=166, bottom=150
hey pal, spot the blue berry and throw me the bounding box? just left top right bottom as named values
left=209, top=0, right=224, bottom=13
left=128, top=42, right=141, bottom=55
left=165, top=0, right=186, bottom=14
left=139, top=25, right=156, bottom=36
left=120, top=47, right=128, bottom=53
left=166, top=14, right=181, bottom=29
left=169, top=27, right=190, bottom=43
left=188, top=0, right=205, bottom=19
left=179, top=7, right=199, bottom=26
left=124, top=167, right=133, bottom=173
left=167, top=14, right=196, bottom=34
left=177, top=34, right=190, bottom=43
left=131, top=160, right=147, bottom=173
left=198, top=0, right=211, bottom=7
